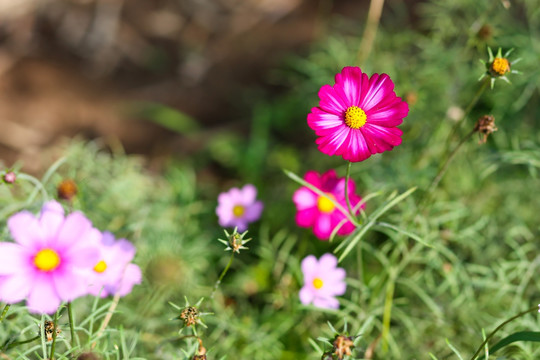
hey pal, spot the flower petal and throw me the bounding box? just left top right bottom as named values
left=0, top=243, right=28, bottom=275
left=295, top=208, right=318, bottom=228
left=308, top=108, right=345, bottom=136
left=318, top=85, right=348, bottom=116
left=244, top=201, right=263, bottom=222
left=299, top=286, right=315, bottom=305
left=7, top=211, right=44, bottom=248
left=313, top=296, right=340, bottom=309
left=334, top=66, right=363, bottom=106
left=240, top=184, right=257, bottom=203
left=313, top=214, right=333, bottom=240
left=53, top=268, right=88, bottom=301
left=0, top=272, right=34, bottom=303
left=26, top=275, right=61, bottom=314
left=56, top=212, right=93, bottom=249
left=292, top=187, right=317, bottom=210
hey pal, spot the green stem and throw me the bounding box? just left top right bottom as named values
left=0, top=304, right=10, bottom=323
left=5, top=335, right=40, bottom=350
left=49, top=311, right=59, bottom=360
left=381, top=271, right=396, bottom=353
left=445, top=78, right=489, bottom=149
left=210, top=252, right=235, bottom=299
left=469, top=306, right=538, bottom=360
left=344, top=161, right=355, bottom=218
left=426, top=129, right=476, bottom=198
left=68, top=302, right=76, bottom=348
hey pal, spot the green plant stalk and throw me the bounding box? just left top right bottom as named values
left=426, top=129, right=476, bottom=196
left=0, top=304, right=10, bottom=323
left=49, top=310, right=59, bottom=360
left=469, top=305, right=538, bottom=360
left=381, top=272, right=396, bottom=353
left=445, top=78, right=489, bottom=149
left=68, top=302, right=76, bottom=348
left=211, top=252, right=235, bottom=299
left=344, top=161, right=355, bottom=218
left=5, top=335, right=40, bottom=350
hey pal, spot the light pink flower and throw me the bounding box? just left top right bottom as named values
left=216, top=184, right=263, bottom=232
left=293, top=170, right=363, bottom=240
left=299, top=253, right=346, bottom=309
left=87, top=232, right=142, bottom=298
left=0, top=201, right=101, bottom=314
left=308, top=66, right=409, bottom=162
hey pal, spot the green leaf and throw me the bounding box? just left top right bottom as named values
left=479, top=331, right=540, bottom=360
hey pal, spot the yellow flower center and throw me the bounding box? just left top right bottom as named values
left=93, top=260, right=108, bottom=273
left=317, top=193, right=336, bottom=213
left=34, top=249, right=61, bottom=272
left=344, top=106, right=367, bottom=129
left=313, top=278, right=324, bottom=289
left=491, top=57, right=510, bottom=76
left=233, top=205, right=245, bottom=217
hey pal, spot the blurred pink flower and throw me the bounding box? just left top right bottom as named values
left=293, top=170, right=363, bottom=240
left=299, top=253, right=346, bottom=309
left=308, top=66, right=409, bottom=162
left=87, top=232, right=142, bottom=298
left=0, top=201, right=100, bottom=314
left=216, top=184, right=263, bottom=231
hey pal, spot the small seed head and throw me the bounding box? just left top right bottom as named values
left=333, top=335, right=355, bottom=360
left=474, top=115, right=497, bottom=144
left=57, top=179, right=78, bottom=201
left=180, top=306, right=200, bottom=327
left=43, top=321, right=61, bottom=342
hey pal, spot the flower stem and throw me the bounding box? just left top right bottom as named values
left=381, top=271, right=396, bottom=353
left=211, top=252, right=235, bottom=299
left=469, top=305, right=538, bottom=360
left=67, top=302, right=76, bottom=348
left=427, top=129, right=475, bottom=195
left=0, top=304, right=10, bottom=323
left=5, top=335, right=40, bottom=350
left=91, top=293, right=121, bottom=349
left=344, top=161, right=355, bottom=218
left=49, top=311, right=59, bottom=360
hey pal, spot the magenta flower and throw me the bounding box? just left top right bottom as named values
left=216, top=184, right=263, bottom=232
left=308, top=66, right=409, bottom=162
left=87, top=232, right=142, bottom=298
left=0, top=201, right=100, bottom=314
left=299, top=253, right=346, bottom=309
left=293, top=170, right=363, bottom=240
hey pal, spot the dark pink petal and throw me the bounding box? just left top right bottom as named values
left=333, top=67, right=363, bottom=106
left=337, top=220, right=356, bottom=236
left=361, top=124, right=403, bottom=154
left=7, top=211, right=44, bottom=248
left=361, top=73, right=394, bottom=110
left=340, top=129, right=372, bottom=162
left=316, top=126, right=350, bottom=157
left=295, top=208, right=318, bottom=228
left=293, top=187, right=317, bottom=210
left=304, top=171, right=322, bottom=189
left=313, top=214, right=333, bottom=240
left=0, top=243, right=28, bottom=275
left=318, top=85, right=348, bottom=115
left=366, top=100, right=409, bottom=127
left=26, top=276, right=61, bottom=314
left=307, top=108, right=344, bottom=136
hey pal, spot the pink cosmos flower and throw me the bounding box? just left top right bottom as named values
left=216, top=184, right=263, bottom=232
left=0, top=201, right=101, bottom=314
left=299, top=253, right=346, bottom=309
left=308, top=66, right=409, bottom=162
left=293, top=170, right=363, bottom=240
left=87, top=232, right=142, bottom=298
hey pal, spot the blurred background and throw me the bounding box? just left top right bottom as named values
left=0, top=0, right=392, bottom=174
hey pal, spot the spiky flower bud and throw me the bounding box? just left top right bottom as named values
left=217, top=228, right=251, bottom=253
left=180, top=306, right=200, bottom=327
left=479, top=47, right=521, bottom=89
left=332, top=335, right=355, bottom=360
left=42, top=320, right=61, bottom=342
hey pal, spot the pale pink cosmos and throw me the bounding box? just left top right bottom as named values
left=299, top=253, right=346, bottom=309
left=0, top=201, right=101, bottom=314
left=216, top=184, right=263, bottom=232
left=87, top=232, right=142, bottom=298
left=293, top=170, right=363, bottom=240
left=308, top=66, right=409, bottom=162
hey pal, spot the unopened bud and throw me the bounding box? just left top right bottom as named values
left=57, top=179, right=78, bottom=201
